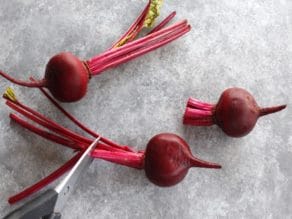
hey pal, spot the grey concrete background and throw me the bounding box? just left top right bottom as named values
left=0, top=0, right=291, bottom=218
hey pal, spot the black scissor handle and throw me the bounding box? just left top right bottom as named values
left=43, top=212, right=61, bottom=219
left=3, top=189, right=58, bottom=219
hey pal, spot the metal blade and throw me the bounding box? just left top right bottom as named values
left=53, top=136, right=101, bottom=212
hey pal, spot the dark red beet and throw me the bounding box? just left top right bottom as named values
left=144, top=133, right=221, bottom=187
left=0, top=2, right=190, bottom=102
left=44, top=52, right=89, bottom=102
left=183, top=87, right=286, bottom=137
left=215, top=88, right=258, bottom=137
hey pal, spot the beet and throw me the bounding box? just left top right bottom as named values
left=0, top=2, right=190, bottom=102
left=183, top=87, right=286, bottom=137
left=144, top=133, right=221, bottom=187
left=44, top=52, right=89, bottom=102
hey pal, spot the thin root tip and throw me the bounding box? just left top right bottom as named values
left=212, top=164, right=222, bottom=169
left=197, top=162, right=222, bottom=169
left=190, top=157, right=222, bottom=169
left=279, top=104, right=287, bottom=110
left=8, top=197, right=16, bottom=205
left=259, top=104, right=287, bottom=116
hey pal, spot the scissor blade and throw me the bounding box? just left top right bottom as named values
left=53, top=136, right=101, bottom=212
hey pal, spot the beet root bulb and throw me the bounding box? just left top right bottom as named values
left=44, top=52, right=89, bottom=102
left=144, top=133, right=221, bottom=187
left=183, top=87, right=286, bottom=137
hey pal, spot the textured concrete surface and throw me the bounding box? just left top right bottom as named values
left=0, top=0, right=291, bottom=218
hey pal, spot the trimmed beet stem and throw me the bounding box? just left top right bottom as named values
left=148, top=11, right=176, bottom=35
left=187, top=97, right=215, bottom=110
left=259, top=105, right=287, bottom=117
left=0, top=70, right=46, bottom=87
left=183, top=97, right=216, bottom=126
left=183, top=107, right=214, bottom=126
left=91, top=150, right=144, bottom=169
left=87, top=20, right=190, bottom=74
left=8, top=151, right=82, bottom=204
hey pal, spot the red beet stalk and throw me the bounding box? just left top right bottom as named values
left=183, top=97, right=216, bottom=126
left=87, top=20, right=190, bottom=74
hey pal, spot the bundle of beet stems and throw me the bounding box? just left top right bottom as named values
left=3, top=0, right=190, bottom=204
left=3, top=87, right=144, bottom=204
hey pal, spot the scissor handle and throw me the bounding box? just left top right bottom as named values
left=3, top=189, right=58, bottom=219
left=43, top=212, right=61, bottom=219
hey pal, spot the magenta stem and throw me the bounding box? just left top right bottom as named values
left=187, top=97, right=215, bottom=110
left=183, top=97, right=216, bottom=126
left=148, top=11, right=176, bottom=35
left=0, top=70, right=46, bottom=87
left=183, top=107, right=214, bottom=126
left=88, top=19, right=187, bottom=66
left=87, top=20, right=188, bottom=68
left=88, top=21, right=191, bottom=75
left=6, top=100, right=91, bottom=147
left=91, top=150, right=144, bottom=169
left=90, top=23, right=189, bottom=73
left=259, top=105, right=286, bottom=117
left=10, top=113, right=81, bottom=150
